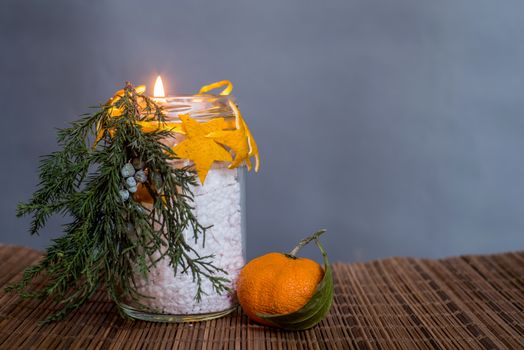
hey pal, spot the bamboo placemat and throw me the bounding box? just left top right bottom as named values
left=0, top=245, right=523, bottom=349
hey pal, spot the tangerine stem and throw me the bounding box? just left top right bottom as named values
left=288, top=229, right=327, bottom=258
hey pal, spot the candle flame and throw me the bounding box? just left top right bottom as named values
left=153, top=75, right=165, bottom=97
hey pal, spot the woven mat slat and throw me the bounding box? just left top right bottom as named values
left=0, top=246, right=523, bottom=349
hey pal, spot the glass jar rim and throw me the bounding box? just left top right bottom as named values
left=153, top=94, right=236, bottom=121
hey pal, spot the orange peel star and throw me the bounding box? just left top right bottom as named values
left=206, top=101, right=253, bottom=170
left=172, top=114, right=232, bottom=183
left=227, top=100, right=260, bottom=172
left=207, top=122, right=251, bottom=170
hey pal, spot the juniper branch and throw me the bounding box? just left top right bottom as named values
left=7, top=83, right=229, bottom=322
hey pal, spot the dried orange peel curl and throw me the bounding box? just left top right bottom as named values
left=198, top=80, right=234, bottom=96
left=237, top=230, right=333, bottom=330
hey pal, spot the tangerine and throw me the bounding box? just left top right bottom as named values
left=236, top=230, right=331, bottom=328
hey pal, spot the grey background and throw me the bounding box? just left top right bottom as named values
left=1, top=0, right=523, bottom=262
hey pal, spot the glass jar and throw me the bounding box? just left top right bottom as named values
left=118, top=94, right=246, bottom=322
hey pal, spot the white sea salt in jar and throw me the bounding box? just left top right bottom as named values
left=118, top=89, right=249, bottom=322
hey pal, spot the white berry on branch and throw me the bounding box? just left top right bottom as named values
left=121, top=163, right=135, bottom=178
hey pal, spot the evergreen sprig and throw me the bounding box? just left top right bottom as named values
left=6, top=83, right=230, bottom=323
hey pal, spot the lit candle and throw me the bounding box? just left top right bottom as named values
left=153, top=75, right=165, bottom=97
left=152, top=75, right=167, bottom=106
